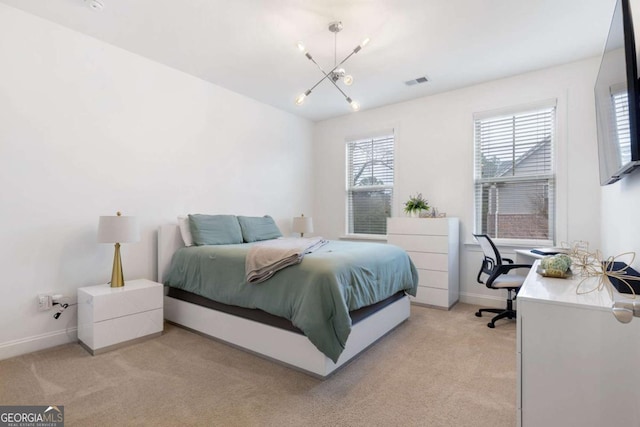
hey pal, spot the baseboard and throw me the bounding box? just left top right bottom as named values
left=0, top=328, right=78, bottom=361
left=459, top=291, right=507, bottom=308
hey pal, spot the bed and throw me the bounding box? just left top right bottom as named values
left=158, top=223, right=418, bottom=378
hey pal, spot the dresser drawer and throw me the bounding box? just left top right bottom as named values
left=407, top=252, right=448, bottom=271
left=411, top=286, right=450, bottom=307
left=387, top=217, right=451, bottom=235
left=417, top=269, right=448, bottom=290
left=388, top=234, right=449, bottom=253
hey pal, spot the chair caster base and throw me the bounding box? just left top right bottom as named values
left=487, top=323, right=495, bottom=328
left=475, top=311, right=482, bottom=317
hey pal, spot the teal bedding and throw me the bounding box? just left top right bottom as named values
left=164, top=240, right=419, bottom=362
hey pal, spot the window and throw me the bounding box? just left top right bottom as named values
left=474, top=105, right=555, bottom=243
left=346, top=132, right=394, bottom=235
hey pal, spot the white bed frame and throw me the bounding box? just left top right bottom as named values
left=158, top=224, right=410, bottom=378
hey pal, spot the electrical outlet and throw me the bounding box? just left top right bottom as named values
left=37, top=294, right=52, bottom=311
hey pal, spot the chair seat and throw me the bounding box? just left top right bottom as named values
left=491, top=274, right=526, bottom=288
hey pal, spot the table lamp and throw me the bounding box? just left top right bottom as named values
left=292, top=214, right=313, bottom=237
left=98, top=211, right=140, bottom=287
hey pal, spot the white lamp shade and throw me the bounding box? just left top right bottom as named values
left=98, top=215, right=140, bottom=243
left=292, top=216, right=314, bottom=235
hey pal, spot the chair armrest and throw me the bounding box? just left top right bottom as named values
left=498, top=263, right=532, bottom=273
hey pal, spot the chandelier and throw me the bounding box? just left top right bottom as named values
left=295, top=21, right=370, bottom=112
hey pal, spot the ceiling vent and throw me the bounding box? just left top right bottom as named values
left=405, top=76, right=429, bottom=86
left=84, top=0, right=104, bottom=11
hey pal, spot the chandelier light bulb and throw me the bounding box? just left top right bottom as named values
left=360, top=37, right=371, bottom=48
left=350, top=100, right=360, bottom=111
left=296, top=41, right=306, bottom=53
left=343, top=75, right=353, bottom=86
left=295, top=93, right=307, bottom=105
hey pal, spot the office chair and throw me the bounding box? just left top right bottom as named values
left=473, top=234, right=532, bottom=328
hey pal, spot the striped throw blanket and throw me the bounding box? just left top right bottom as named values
left=245, top=237, right=328, bottom=284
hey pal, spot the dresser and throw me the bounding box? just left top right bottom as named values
left=78, top=279, right=163, bottom=355
left=517, top=262, right=640, bottom=426
left=386, top=217, right=459, bottom=309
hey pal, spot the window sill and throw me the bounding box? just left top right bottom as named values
left=464, top=239, right=554, bottom=251
left=339, top=234, right=388, bottom=242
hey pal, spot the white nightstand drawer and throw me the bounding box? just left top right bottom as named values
left=79, top=279, right=163, bottom=322
left=91, top=308, right=163, bottom=350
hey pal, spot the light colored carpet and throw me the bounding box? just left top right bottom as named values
left=0, top=303, right=516, bottom=426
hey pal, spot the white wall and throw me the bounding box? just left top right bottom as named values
left=601, top=174, right=640, bottom=267
left=0, top=4, right=314, bottom=359
left=313, top=58, right=602, bottom=307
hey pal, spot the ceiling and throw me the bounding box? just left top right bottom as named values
left=0, top=0, right=616, bottom=121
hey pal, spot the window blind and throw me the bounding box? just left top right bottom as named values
left=613, top=90, right=631, bottom=164
left=346, top=134, right=394, bottom=235
left=474, top=107, right=555, bottom=241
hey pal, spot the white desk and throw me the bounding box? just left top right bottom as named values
left=514, top=249, right=544, bottom=264
left=517, top=261, right=640, bottom=426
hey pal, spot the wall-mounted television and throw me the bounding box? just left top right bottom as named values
left=595, top=0, right=640, bottom=185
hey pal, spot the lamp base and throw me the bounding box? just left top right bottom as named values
left=110, top=243, right=125, bottom=287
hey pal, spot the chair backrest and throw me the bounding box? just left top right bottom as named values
left=473, top=234, right=503, bottom=282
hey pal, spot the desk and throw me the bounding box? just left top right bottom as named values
left=514, top=248, right=568, bottom=264
left=514, top=249, right=544, bottom=264
left=517, top=261, right=640, bottom=426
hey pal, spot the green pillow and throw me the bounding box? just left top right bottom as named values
left=237, top=215, right=283, bottom=243
left=188, top=214, right=243, bottom=245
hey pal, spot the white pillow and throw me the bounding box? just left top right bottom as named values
left=177, top=215, right=194, bottom=247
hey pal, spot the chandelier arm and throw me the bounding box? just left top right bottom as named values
left=327, top=75, right=351, bottom=100
left=309, top=49, right=359, bottom=82
left=309, top=56, right=355, bottom=105
left=305, top=55, right=334, bottom=92
left=336, top=50, right=357, bottom=67
left=308, top=56, right=351, bottom=100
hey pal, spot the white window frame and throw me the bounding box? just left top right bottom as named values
left=473, top=102, right=557, bottom=246
left=345, top=131, right=395, bottom=237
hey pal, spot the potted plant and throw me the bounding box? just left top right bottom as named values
left=404, top=193, right=429, bottom=217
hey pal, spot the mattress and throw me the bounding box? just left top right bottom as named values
left=167, top=287, right=407, bottom=335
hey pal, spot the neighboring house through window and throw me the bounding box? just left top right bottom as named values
left=474, top=104, right=556, bottom=243
left=346, top=132, right=394, bottom=235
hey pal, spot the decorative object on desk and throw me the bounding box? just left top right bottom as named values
left=537, top=254, right=573, bottom=278
left=557, top=240, right=594, bottom=276
left=605, top=261, right=640, bottom=295
left=404, top=193, right=429, bottom=217
left=98, top=211, right=140, bottom=287
left=575, top=252, right=640, bottom=298
left=292, top=214, right=313, bottom=237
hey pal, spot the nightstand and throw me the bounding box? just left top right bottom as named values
left=77, top=279, right=163, bottom=355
